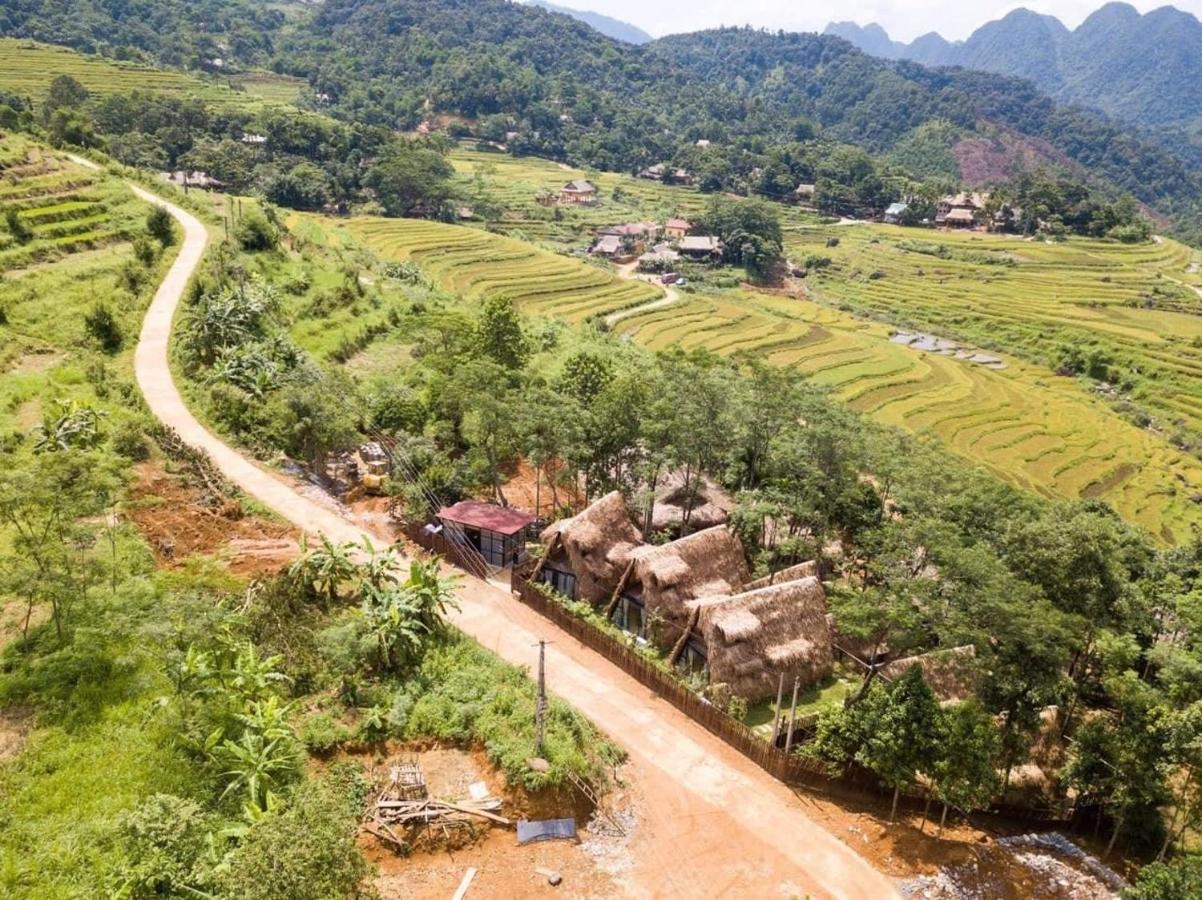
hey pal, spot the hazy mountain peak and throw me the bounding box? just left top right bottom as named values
left=526, top=1, right=652, bottom=44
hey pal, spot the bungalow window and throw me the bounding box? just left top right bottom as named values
left=540, top=566, right=578, bottom=600
left=611, top=594, right=647, bottom=642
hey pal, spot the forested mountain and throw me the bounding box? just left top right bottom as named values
left=826, top=3, right=1202, bottom=131
left=526, top=1, right=651, bottom=44
left=3, top=0, right=1202, bottom=237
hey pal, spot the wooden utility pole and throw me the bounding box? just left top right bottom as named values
left=535, top=640, right=548, bottom=754
left=770, top=673, right=785, bottom=745
left=783, top=677, right=800, bottom=754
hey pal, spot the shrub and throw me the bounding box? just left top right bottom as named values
left=219, top=778, right=370, bottom=900
left=301, top=712, right=351, bottom=754
left=237, top=210, right=280, bottom=252
left=84, top=303, right=123, bottom=352
left=5, top=207, right=31, bottom=244
left=113, top=794, right=215, bottom=898
left=132, top=236, right=157, bottom=266
left=147, top=206, right=174, bottom=246
left=111, top=419, right=151, bottom=461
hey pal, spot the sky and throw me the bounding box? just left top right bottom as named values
left=546, top=0, right=1202, bottom=42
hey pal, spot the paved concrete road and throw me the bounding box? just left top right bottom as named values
left=130, top=185, right=899, bottom=899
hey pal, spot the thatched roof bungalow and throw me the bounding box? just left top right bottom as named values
left=538, top=491, right=641, bottom=603
left=629, top=525, right=748, bottom=640
left=691, top=576, right=833, bottom=700
left=745, top=560, right=818, bottom=591
left=650, top=470, right=734, bottom=534
left=881, top=645, right=977, bottom=703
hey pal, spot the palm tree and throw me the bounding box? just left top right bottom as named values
left=361, top=583, right=427, bottom=672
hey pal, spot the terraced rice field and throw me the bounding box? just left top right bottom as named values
left=311, top=212, right=1202, bottom=542
left=0, top=136, right=143, bottom=270
left=789, top=225, right=1202, bottom=435
left=0, top=38, right=281, bottom=111
left=296, top=214, right=663, bottom=323
left=615, top=285, right=1202, bottom=543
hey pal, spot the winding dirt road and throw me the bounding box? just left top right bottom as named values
left=130, top=185, right=898, bottom=899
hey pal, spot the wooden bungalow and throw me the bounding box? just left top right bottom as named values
left=536, top=491, right=642, bottom=604
left=679, top=235, right=724, bottom=260
left=649, top=470, right=734, bottom=534
left=559, top=179, right=598, bottom=205
left=883, top=202, right=909, bottom=224
left=590, top=235, right=622, bottom=257
left=436, top=500, right=536, bottom=569
left=690, top=576, right=834, bottom=699
left=880, top=645, right=977, bottom=703
left=793, top=183, right=816, bottom=206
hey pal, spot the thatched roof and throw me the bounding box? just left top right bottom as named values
left=691, top=576, right=833, bottom=700
left=650, top=470, right=734, bottom=533
left=745, top=560, right=817, bottom=591
left=880, top=645, right=977, bottom=703
left=630, top=525, right=748, bottom=633
left=540, top=491, right=641, bottom=604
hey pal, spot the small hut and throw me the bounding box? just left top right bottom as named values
left=649, top=470, right=734, bottom=534
left=537, top=491, right=641, bottom=603
left=691, top=576, right=834, bottom=699
left=880, top=645, right=977, bottom=703
left=629, top=525, right=748, bottom=642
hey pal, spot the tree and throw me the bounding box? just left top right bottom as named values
left=42, top=74, right=88, bottom=122
left=84, top=303, right=123, bottom=352
left=364, top=144, right=454, bottom=217
left=147, top=205, right=175, bottom=246
left=1124, top=858, right=1202, bottom=900
left=289, top=535, right=360, bottom=607
left=475, top=296, right=527, bottom=369
left=931, top=700, right=1000, bottom=833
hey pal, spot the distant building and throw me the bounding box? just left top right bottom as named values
left=943, top=208, right=976, bottom=228
left=559, top=179, right=598, bottom=205
left=695, top=139, right=711, bottom=148
left=637, top=163, right=666, bottom=181
left=162, top=170, right=224, bottom=191
left=240, top=133, right=267, bottom=145
left=883, top=202, right=909, bottom=224
left=665, top=218, right=692, bottom=240
left=936, top=191, right=987, bottom=227
left=599, top=221, right=660, bottom=241
left=591, top=235, right=622, bottom=257
left=666, top=168, right=696, bottom=186
left=793, top=183, right=816, bottom=205
left=679, top=235, right=724, bottom=260
left=437, top=500, right=535, bottom=569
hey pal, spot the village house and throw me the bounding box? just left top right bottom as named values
left=667, top=168, right=696, bottom=186
left=559, top=179, right=598, bottom=205
left=883, top=202, right=909, bottom=225
left=664, top=218, right=692, bottom=240
left=679, top=235, right=724, bottom=261
left=590, top=235, right=622, bottom=258
left=637, top=245, right=680, bottom=272
left=935, top=191, right=987, bottom=228
left=436, top=500, right=535, bottom=569
left=162, top=170, right=225, bottom=191
left=793, top=183, right=816, bottom=206
left=599, top=221, right=660, bottom=242
left=637, top=163, right=666, bottom=181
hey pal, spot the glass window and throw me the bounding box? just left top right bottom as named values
left=541, top=566, right=577, bottom=600
left=612, top=595, right=647, bottom=641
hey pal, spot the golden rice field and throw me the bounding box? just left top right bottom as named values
left=293, top=214, right=663, bottom=323
left=318, top=213, right=1202, bottom=544
left=0, top=38, right=282, bottom=111
left=790, top=224, right=1202, bottom=435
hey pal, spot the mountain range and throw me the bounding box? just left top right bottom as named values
left=526, top=1, right=651, bottom=44
left=825, top=3, right=1202, bottom=131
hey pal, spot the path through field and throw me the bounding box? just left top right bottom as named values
left=604, top=262, right=681, bottom=327
left=129, top=184, right=898, bottom=897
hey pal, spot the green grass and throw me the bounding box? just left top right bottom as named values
left=746, top=674, right=856, bottom=738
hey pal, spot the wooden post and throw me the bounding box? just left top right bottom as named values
left=667, top=607, right=700, bottom=667
left=783, top=677, right=800, bottom=754
left=770, top=673, right=785, bottom=745
left=535, top=640, right=547, bottom=754
left=529, top=531, right=560, bottom=585
left=603, top=560, right=636, bottom=620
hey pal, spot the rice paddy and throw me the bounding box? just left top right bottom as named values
left=319, top=211, right=1202, bottom=544
left=294, top=214, right=663, bottom=323
left=789, top=224, right=1202, bottom=436
left=0, top=38, right=285, bottom=112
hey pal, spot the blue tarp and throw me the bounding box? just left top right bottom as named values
left=516, top=818, right=577, bottom=845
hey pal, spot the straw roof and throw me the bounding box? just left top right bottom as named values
left=650, top=470, right=734, bottom=533
left=880, top=645, right=977, bottom=703
left=540, top=491, right=641, bottom=604
left=630, top=525, right=748, bottom=634
left=691, top=576, right=833, bottom=700
left=745, top=560, right=817, bottom=591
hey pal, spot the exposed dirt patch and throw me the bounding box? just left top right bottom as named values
left=954, top=127, right=1079, bottom=187
left=0, top=706, right=34, bottom=762
left=6, top=349, right=65, bottom=375
left=14, top=397, right=42, bottom=430
left=343, top=743, right=625, bottom=899
left=0, top=598, right=49, bottom=653
left=127, top=462, right=299, bottom=577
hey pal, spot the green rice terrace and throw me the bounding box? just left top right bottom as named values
left=312, top=213, right=1202, bottom=544
left=292, top=214, right=664, bottom=324
left=0, top=38, right=290, bottom=111
left=790, top=224, right=1202, bottom=438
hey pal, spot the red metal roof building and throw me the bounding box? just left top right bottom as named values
left=436, top=500, right=536, bottom=569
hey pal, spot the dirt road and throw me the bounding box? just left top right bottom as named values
left=604, top=262, right=681, bottom=328
left=131, top=188, right=899, bottom=898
